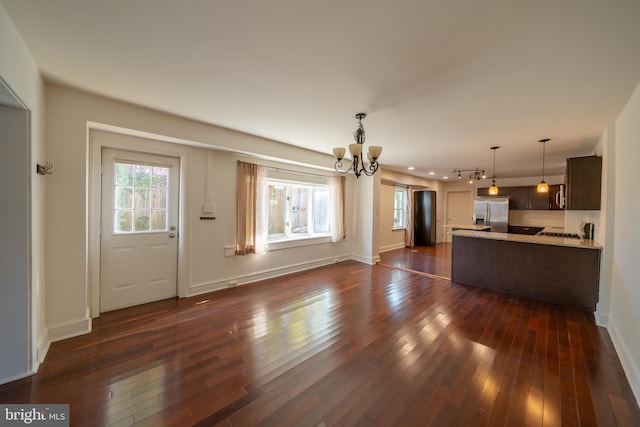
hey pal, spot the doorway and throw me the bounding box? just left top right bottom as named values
left=445, top=190, right=473, bottom=242
left=99, top=148, right=180, bottom=312
left=0, top=80, right=31, bottom=381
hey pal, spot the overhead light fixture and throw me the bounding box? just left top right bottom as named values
left=488, top=146, right=500, bottom=195
left=536, top=138, right=550, bottom=193
left=333, top=113, right=382, bottom=178
left=452, top=168, right=485, bottom=181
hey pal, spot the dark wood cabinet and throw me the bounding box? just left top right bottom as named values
left=549, top=184, right=565, bottom=210
left=566, top=156, right=602, bottom=210
left=509, top=186, right=551, bottom=210
left=477, top=186, right=511, bottom=197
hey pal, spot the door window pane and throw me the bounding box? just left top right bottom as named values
left=115, top=210, right=132, bottom=233
left=114, top=162, right=170, bottom=233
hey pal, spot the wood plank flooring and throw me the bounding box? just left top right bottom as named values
left=1, top=245, right=638, bottom=426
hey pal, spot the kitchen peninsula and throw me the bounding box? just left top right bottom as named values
left=451, top=230, right=602, bottom=311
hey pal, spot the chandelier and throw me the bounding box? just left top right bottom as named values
left=333, top=113, right=382, bottom=178
left=452, top=168, right=486, bottom=182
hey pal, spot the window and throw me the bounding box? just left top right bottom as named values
left=393, top=188, right=407, bottom=229
left=266, top=180, right=331, bottom=241
left=113, top=162, right=169, bottom=233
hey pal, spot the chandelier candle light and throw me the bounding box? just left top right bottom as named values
left=333, top=113, right=382, bottom=178
left=488, top=146, right=500, bottom=195
left=536, top=138, right=550, bottom=193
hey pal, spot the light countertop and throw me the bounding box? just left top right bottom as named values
left=446, top=224, right=491, bottom=231
left=452, top=229, right=602, bottom=250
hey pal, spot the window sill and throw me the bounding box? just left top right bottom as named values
left=392, top=227, right=406, bottom=231
left=267, top=235, right=332, bottom=251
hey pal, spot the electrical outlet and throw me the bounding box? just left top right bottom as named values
left=228, top=280, right=238, bottom=288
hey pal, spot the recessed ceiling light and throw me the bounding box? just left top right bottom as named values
left=443, top=176, right=448, bottom=179
left=428, top=171, right=435, bottom=175
left=408, top=166, right=415, bottom=170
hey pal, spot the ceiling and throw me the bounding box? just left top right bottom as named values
left=4, top=0, right=640, bottom=180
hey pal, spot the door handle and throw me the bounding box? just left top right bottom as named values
left=169, top=233, right=176, bottom=238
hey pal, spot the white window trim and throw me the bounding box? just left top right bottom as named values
left=393, top=188, right=408, bottom=230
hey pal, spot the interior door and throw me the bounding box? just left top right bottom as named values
left=445, top=190, right=472, bottom=242
left=100, top=148, right=179, bottom=312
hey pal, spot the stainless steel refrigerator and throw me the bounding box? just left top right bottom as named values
left=472, top=198, right=509, bottom=232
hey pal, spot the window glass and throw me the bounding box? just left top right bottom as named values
left=113, top=162, right=170, bottom=233
left=313, top=188, right=330, bottom=233
left=266, top=180, right=331, bottom=241
left=393, top=189, right=407, bottom=229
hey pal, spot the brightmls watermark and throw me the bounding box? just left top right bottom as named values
left=0, top=405, right=69, bottom=426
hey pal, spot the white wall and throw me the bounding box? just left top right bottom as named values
left=606, top=81, right=640, bottom=403
left=45, top=84, right=358, bottom=341
left=0, top=3, right=47, bottom=383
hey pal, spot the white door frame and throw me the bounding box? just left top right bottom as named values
left=88, top=129, right=191, bottom=318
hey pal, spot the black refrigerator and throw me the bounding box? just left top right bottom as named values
left=414, top=190, right=436, bottom=246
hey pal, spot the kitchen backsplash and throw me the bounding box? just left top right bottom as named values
left=564, top=210, right=601, bottom=240
left=509, top=210, right=565, bottom=228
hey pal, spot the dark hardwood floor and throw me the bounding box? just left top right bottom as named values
left=1, top=245, right=638, bottom=426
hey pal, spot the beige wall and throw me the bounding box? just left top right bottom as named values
left=379, top=183, right=406, bottom=252
left=45, top=84, right=359, bottom=341
left=378, top=169, right=443, bottom=250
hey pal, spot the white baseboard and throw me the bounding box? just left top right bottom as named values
left=351, top=253, right=381, bottom=265
left=595, top=312, right=609, bottom=328
left=36, top=329, right=50, bottom=366
left=608, top=318, right=640, bottom=406
left=187, top=254, right=352, bottom=297
left=379, top=243, right=406, bottom=253
left=47, top=309, right=92, bottom=342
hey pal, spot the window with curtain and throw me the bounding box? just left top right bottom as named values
left=236, top=161, right=344, bottom=254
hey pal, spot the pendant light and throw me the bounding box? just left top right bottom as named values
left=536, top=138, right=550, bottom=193
left=488, top=146, right=500, bottom=195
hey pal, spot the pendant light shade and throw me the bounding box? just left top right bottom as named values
left=488, top=146, right=500, bottom=195
left=537, top=138, right=550, bottom=193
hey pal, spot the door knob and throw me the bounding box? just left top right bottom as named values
left=169, top=233, right=176, bottom=238
left=170, top=226, right=177, bottom=231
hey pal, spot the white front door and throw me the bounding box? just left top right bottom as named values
left=100, top=148, right=180, bottom=312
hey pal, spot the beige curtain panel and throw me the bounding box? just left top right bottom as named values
left=235, top=161, right=259, bottom=255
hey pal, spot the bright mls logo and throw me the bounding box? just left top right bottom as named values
left=0, top=404, right=69, bottom=426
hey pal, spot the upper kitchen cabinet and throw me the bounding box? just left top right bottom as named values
left=509, top=186, right=549, bottom=210
left=477, top=186, right=511, bottom=197
left=566, top=156, right=602, bottom=210
left=549, top=184, right=565, bottom=210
